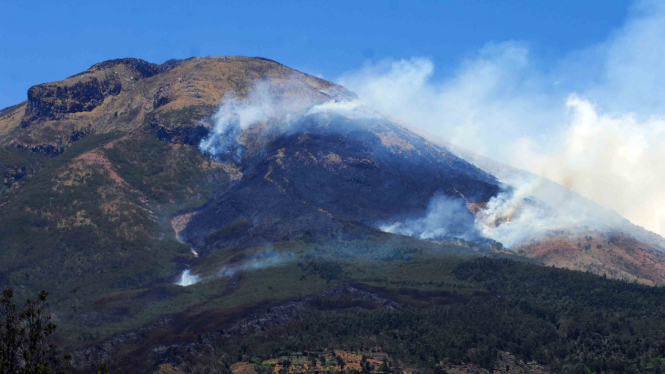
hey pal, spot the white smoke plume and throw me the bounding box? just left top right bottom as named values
left=199, top=82, right=312, bottom=160
left=199, top=80, right=375, bottom=161
left=473, top=175, right=630, bottom=247
left=214, top=250, right=293, bottom=279
left=380, top=194, right=477, bottom=240
left=175, top=269, right=200, bottom=287
left=339, top=0, right=665, bottom=240
left=175, top=250, right=293, bottom=287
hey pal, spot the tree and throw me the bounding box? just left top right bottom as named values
left=94, top=363, right=110, bottom=374
left=336, top=355, right=345, bottom=370
left=0, top=288, right=64, bottom=374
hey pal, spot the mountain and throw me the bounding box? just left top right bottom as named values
left=178, top=110, right=500, bottom=254
left=2, top=57, right=665, bottom=373
left=0, top=56, right=502, bottom=369
left=448, top=143, right=665, bottom=284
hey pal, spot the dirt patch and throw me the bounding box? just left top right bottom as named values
left=515, top=230, right=665, bottom=285
left=232, top=362, right=258, bottom=374
left=376, top=131, right=415, bottom=153
left=77, top=150, right=129, bottom=187
left=172, top=212, right=197, bottom=236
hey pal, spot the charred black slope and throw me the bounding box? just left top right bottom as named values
left=180, top=112, right=500, bottom=253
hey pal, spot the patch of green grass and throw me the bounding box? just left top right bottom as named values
left=0, top=133, right=195, bottom=346
left=104, top=134, right=230, bottom=206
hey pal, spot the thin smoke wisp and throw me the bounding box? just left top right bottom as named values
left=175, top=250, right=294, bottom=287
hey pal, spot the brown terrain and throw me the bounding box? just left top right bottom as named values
left=0, top=57, right=353, bottom=151
left=1, top=55, right=665, bottom=374
left=514, top=230, right=665, bottom=285
left=2, top=55, right=665, bottom=288
left=154, top=350, right=551, bottom=374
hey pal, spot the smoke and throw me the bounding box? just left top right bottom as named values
left=380, top=194, right=478, bottom=240
left=214, top=250, right=293, bottom=279
left=175, top=270, right=200, bottom=287
left=174, top=250, right=294, bottom=287
left=513, top=97, right=665, bottom=238
left=338, top=0, right=665, bottom=239
left=199, top=82, right=312, bottom=160
left=199, top=80, right=375, bottom=161
left=473, top=175, right=631, bottom=247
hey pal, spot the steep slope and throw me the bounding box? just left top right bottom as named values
left=0, top=57, right=362, bottom=353
left=2, top=55, right=664, bottom=295
left=447, top=143, right=665, bottom=284
left=2, top=56, right=665, bottom=373
left=1, top=57, right=352, bottom=152
left=179, top=111, right=500, bottom=254
left=0, top=57, right=500, bottom=361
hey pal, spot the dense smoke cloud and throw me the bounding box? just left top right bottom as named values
left=474, top=175, right=628, bottom=247
left=339, top=0, right=665, bottom=238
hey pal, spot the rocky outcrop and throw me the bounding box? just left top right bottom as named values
left=6, top=56, right=354, bottom=152
left=88, top=58, right=187, bottom=79
left=22, top=75, right=122, bottom=124
left=20, top=58, right=191, bottom=126
left=14, top=142, right=64, bottom=156
left=149, top=116, right=211, bottom=145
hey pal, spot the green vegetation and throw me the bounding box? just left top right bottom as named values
left=104, top=133, right=230, bottom=206
left=180, top=257, right=665, bottom=374
left=0, top=135, right=197, bottom=349
left=5, top=155, right=665, bottom=374
left=3, top=128, right=665, bottom=374
left=0, top=289, right=64, bottom=374
left=0, top=130, right=244, bottom=352
left=0, top=289, right=114, bottom=374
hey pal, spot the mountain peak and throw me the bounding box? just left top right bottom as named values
left=86, top=57, right=188, bottom=76
left=0, top=56, right=355, bottom=152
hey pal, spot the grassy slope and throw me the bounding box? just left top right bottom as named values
left=0, top=131, right=238, bottom=348
left=1, top=117, right=496, bottom=353
left=61, top=235, right=494, bottom=351
left=4, top=130, right=664, bottom=374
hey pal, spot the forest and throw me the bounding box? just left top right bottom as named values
left=191, top=257, right=665, bottom=374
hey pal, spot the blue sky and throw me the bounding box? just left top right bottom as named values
left=0, top=0, right=631, bottom=109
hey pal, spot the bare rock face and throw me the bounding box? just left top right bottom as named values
left=21, top=58, right=184, bottom=125
left=3, top=56, right=355, bottom=150
left=24, top=75, right=121, bottom=121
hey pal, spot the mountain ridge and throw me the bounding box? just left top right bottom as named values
left=2, top=56, right=665, bottom=372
